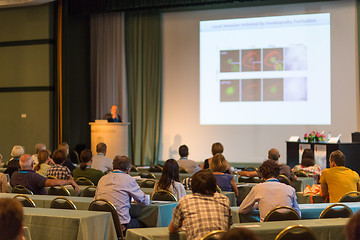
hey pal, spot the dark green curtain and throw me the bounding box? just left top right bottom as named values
left=125, top=11, right=162, bottom=166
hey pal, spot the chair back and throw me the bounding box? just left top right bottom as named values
left=294, top=171, right=309, bottom=177
left=11, top=185, right=33, bottom=195
left=140, top=179, right=156, bottom=188
left=48, top=186, right=71, bottom=196
left=244, top=167, right=258, bottom=172
left=201, top=230, right=227, bottom=240
left=275, top=225, right=317, bottom=240
left=152, top=190, right=177, bottom=201
left=83, top=185, right=97, bottom=197
left=76, top=177, right=95, bottom=186
left=13, top=194, right=36, bottom=207
left=130, top=165, right=139, bottom=172
left=339, top=191, right=360, bottom=202
left=238, top=176, right=263, bottom=183
left=89, top=199, right=124, bottom=240
left=319, top=203, right=353, bottom=219
left=139, top=171, right=156, bottom=179
left=278, top=175, right=292, bottom=185
left=50, top=196, right=77, bottom=210
left=264, top=206, right=301, bottom=222
left=179, top=167, right=188, bottom=173
left=149, top=165, right=163, bottom=172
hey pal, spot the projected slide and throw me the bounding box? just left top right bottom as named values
left=200, top=13, right=331, bottom=125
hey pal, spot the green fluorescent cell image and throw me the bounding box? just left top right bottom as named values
left=220, top=80, right=240, bottom=102
left=220, top=50, right=240, bottom=72
left=226, top=86, right=235, bottom=95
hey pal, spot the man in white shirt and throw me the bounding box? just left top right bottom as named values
left=238, top=159, right=301, bottom=221
left=95, top=155, right=149, bottom=231
left=92, top=142, right=113, bottom=173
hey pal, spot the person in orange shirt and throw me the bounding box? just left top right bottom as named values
left=320, top=150, right=360, bottom=202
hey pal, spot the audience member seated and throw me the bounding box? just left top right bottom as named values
left=220, top=227, right=259, bottom=240
left=4, top=145, right=24, bottom=178
left=34, top=150, right=52, bottom=177
left=152, top=159, right=186, bottom=200
left=0, top=172, right=7, bottom=193
left=177, top=145, right=201, bottom=174
left=0, top=198, right=25, bottom=240
left=292, top=149, right=321, bottom=179
left=92, top=142, right=113, bottom=173
left=238, top=159, right=301, bottom=222
left=346, top=210, right=360, bottom=240
left=210, top=153, right=238, bottom=197
left=58, top=142, right=76, bottom=172
left=73, top=149, right=104, bottom=185
left=11, top=154, right=79, bottom=195
left=168, top=170, right=232, bottom=239
left=47, top=150, right=73, bottom=180
left=320, top=150, right=360, bottom=203
left=238, top=148, right=297, bottom=181
left=31, top=143, right=46, bottom=165
left=95, top=155, right=149, bottom=231
left=202, top=142, right=232, bottom=174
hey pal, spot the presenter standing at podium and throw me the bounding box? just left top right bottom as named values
left=107, top=105, right=122, bottom=122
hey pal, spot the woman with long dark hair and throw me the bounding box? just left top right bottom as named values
left=292, top=148, right=321, bottom=178
left=73, top=149, right=104, bottom=185
left=152, top=159, right=186, bottom=200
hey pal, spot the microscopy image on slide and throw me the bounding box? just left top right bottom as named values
left=263, top=48, right=283, bottom=71
left=284, top=46, right=307, bottom=71
left=284, top=77, right=307, bottom=101
left=263, top=78, right=284, bottom=101
left=241, top=79, right=261, bottom=101
left=220, top=50, right=240, bottom=72
left=220, top=80, right=240, bottom=102
left=241, top=49, right=261, bottom=72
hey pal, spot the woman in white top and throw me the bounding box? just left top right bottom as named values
left=152, top=159, right=186, bottom=201
left=34, top=150, right=52, bottom=177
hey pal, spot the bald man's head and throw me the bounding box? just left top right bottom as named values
left=19, top=154, right=33, bottom=170
left=268, top=148, right=280, bottom=161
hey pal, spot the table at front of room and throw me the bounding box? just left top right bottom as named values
left=126, top=218, right=348, bottom=240
left=0, top=193, right=176, bottom=227
left=23, top=207, right=117, bottom=240
left=231, top=202, right=360, bottom=223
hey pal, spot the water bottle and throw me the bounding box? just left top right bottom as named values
left=234, top=170, right=239, bottom=183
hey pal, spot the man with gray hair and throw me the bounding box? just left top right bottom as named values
left=11, top=154, right=79, bottom=195
left=32, top=143, right=46, bottom=165
left=237, top=148, right=296, bottom=181
left=92, top=142, right=113, bottom=173
left=95, top=155, right=149, bottom=232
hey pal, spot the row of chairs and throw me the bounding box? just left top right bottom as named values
left=201, top=225, right=317, bottom=240
left=11, top=185, right=97, bottom=197
left=263, top=204, right=353, bottom=222
left=13, top=194, right=125, bottom=240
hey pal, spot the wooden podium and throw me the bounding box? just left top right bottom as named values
left=287, top=141, right=360, bottom=173
left=89, top=121, right=130, bottom=160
